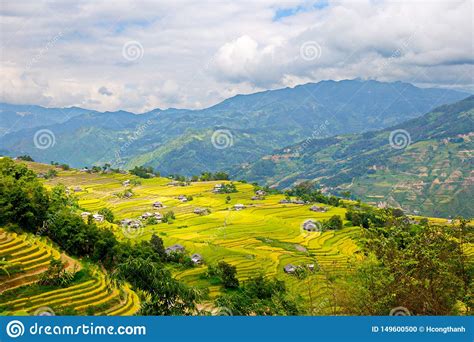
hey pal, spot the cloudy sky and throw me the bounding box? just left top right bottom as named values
left=1, top=0, right=472, bottom=112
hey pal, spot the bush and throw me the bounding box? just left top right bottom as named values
left=98, top=208, right=114, bottom=223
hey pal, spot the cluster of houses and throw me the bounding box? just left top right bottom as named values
left=309, top=205, right=327, bottom=212
left=164, top=244, right=203, bottom=265
left=167, top=180, right=189, bottom=187
left=283, top=263, right=316, bottom=274
left=279, top=199, right=307, bottom=205
left=251, top=189, right=266, bottom=200
left=120, top=218, right=142, bottom=229
left=140, top=211, right=163, bottom=221
left=302, top=219, right=321, bottom=232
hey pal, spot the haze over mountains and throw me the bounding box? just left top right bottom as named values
left=0, top=79, right=468, bottom=170
left=1, top=79, right=472, bottom=217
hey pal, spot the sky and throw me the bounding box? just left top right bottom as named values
left=0, top=0, right=473, bottom=113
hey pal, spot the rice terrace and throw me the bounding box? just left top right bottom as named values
left=1, top=158, right=472, bottom=316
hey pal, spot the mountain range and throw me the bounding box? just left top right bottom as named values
left=0, top=79, right=468, bottom=172
left=0, top=79, right=472, bottom=217
left=238, top=96, right=474, bottom=218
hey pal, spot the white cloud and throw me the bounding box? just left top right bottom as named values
left=0, top=0, right=472, bottom=112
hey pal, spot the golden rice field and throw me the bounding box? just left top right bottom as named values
left=0, top=229, right=140, bottom=315
left=3, top=162, right=464, bottom=313
left=25, top=162, right=364, bottom=303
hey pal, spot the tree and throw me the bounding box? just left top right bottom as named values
left=325, top=215, right=343, bottom=230
left=17, top=155, right=34, bottom=162
left=98, top=207, right=114, bottom=223
left=217, top=261, right=239, bottom=289
left=130, top=165, right=156, bottom=178
left=338, top=218, right=473, bottom=315
left=214, top=275, right=299, bottom=315
left=115, top=257, right=201, bottom=315
left=150, top=234, right=166, bottom=260
left=162, top=211, right=175, bottom=223
left=39, top=259, right=76, bottom=287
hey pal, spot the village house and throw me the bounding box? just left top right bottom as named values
left=92, top=214, right=104, bottom=223
left=191, top=253, right=203, bottom=265
left=307, top=264, right=315, bottom=272
left=165, top=244, right=186, bottom=255
left=303, top=219, right=320, bottom=232
left=140, top=212, right=153, bottom=220
left=121, top=219, right=142, bottom=229
left=177, top=195, right=188, bottom=202
left=73, top=186, right=82, bottom=192
left=193, top=208, right=208, bottom=215
left=153, top=212, right=163, bottom=220
left=251, top=196, right=261, bottom=200
left=255, top=189, right=266, bottom=196
left=122, top=179, right=130, bottom=186
left=81, top=212, right=91, bottom=218
left=279, top=199, right=291, bottom=204
left=212, top=183, right=223, bottom=193
left=152, top=201, right=164, bottom=208
left=291, top=199, right=305, bottom=205
left=234, top=203, right=246, bottom=211
left=309, top=205, right=327, bottom=212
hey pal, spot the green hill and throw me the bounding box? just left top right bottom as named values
left=237, top=96, right=474, bottom=218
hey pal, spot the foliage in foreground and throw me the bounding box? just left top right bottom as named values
left=338, top=214, right=473, bottom=315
